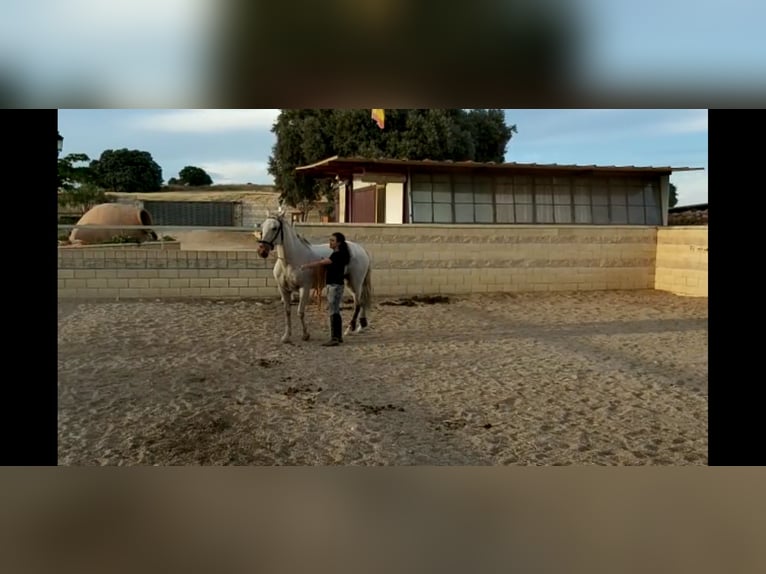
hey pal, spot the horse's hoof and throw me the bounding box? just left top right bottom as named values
left=281, top=336, right=292, bottom=344
left=302, top=333, right=310, bottom=341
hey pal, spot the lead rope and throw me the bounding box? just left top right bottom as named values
left=312, top=267, right=325, bottom=311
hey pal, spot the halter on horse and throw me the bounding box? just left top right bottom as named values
left=256, top=210, right=373, bottom=344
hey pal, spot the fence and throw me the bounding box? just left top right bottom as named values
left=654, top=227, right=708, bottom=297
left=57, top=223, right=707, bottom=300
left=140, top=200, right=240, bottom=227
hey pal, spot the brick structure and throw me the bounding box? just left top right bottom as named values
left=57, top=224, right=708, bottom=300
left=654, top=227, right=708, bottom=297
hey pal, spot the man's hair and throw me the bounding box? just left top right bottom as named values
left=332, top=232, right=349, bottom=256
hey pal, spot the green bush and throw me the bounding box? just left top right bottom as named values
left=101, top=235, right=143, bottom=244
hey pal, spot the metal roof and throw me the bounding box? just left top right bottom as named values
left=296, top=155, right=704, bottom=177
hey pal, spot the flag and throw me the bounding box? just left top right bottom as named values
left=371, top=109, right=385, bottom=129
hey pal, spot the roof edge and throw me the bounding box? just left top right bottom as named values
left=295, top=155, right=704, bottom=174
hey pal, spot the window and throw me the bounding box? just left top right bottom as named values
left=592, top=206, right=610, bottom=224
left=495, top=176, right=515, bottom=223
left=413, top=202, right=433, bottom=222
left=475, top=204, right=494, bottom=223
left=411, top=175, right=433, bottom=223
left=609, top=187, right=628, bottom=224
left=591, top=180, right=610, bottom=224
left=433, top=203, right=452, bottom=222
left=534, top=176, right=554, bottom=223
left=553, top=178, right=573, bottom=223
left=627, top=186, right=645, bottom=206
left=474, top=176, right=494, bottom=223
left=454, top=176, right=473, bottom=204
left=449, top=174, right=494, bottom=223
left=627, top=185, right=646, bottom=224
left=573, top=183, right=591, bottom=223
left=514, top=176, right=534, bottom=223
left=645, top=206, right=661, bottom=225
left=432, top=174, right=452, bottom=222
left=644, top=182, right=659, bottom=207
left=591, top=181, right=609, bottom=206
left=412, top=174, right=452, bottom=223
left=410, top=171, right=664, bottom=225
left=628, top=205, right=645, bottom=224
left=432, top=175, right=451, bottom=203
left=454, top=175, right=475, bottom=223
left=454, top=203, right=474, bottom=223
left=643, top=181, right=662, bottom=224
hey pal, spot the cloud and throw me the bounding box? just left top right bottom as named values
left=518, top=110, right=708, bottom=148
left=1, top=0, right=219, bottom=106
left=197, top=160, right=272, bottom=185
left=670, top=170, right=708, bottom=206
left=651, top=110, right=708, bottom=135
left=132, top=110, right=281, bottom=133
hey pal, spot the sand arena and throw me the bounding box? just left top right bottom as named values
left=58, top=289, right=708, bottom=465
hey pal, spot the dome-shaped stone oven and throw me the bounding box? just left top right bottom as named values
left=69, top=203, right=157, bottom=245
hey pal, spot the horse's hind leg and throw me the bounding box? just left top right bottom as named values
left=345, top=284, right=368, bottom=335
left=346, top=297, right=362, bottom=336
left=353, top=300, right=368, bottom=333
left=341, top=277, right=358, bottom=336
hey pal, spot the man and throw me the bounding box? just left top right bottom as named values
left=300, top=232, right=350, bottom=346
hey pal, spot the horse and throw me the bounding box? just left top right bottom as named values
left=255, top=209, right=373, bottom=344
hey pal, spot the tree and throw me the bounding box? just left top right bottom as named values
left=58, top=183, right=109, bottom=213
left=669, top=183, right=678, bottom=208
left=58, top=153, right=94, bottom=191
left=57, top=153, right=109, bottom=213
left=462, top=109, right=518, bottom=163
left=89, top=148, right=163, bottom=193
left=177, top=165, right=213, bottom=186
left=267, top=109, right=517, bottom=213
left=267, top=109, right=337, bottom=219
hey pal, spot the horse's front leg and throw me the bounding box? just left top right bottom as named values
left=279, top=287, right=293, bottom=344
left=297, top=286, right=311, bottom=341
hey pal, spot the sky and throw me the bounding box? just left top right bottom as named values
left=57, top=109, right=708, bottom=206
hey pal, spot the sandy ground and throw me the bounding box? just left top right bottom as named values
left=58, top=290, right=708, bottom=465
left=170, top=230, right=261, bottom=251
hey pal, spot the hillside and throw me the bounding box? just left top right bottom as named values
left=107, top=188, right=280, bottom=204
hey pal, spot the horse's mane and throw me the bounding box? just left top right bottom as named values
left=296, top=233, right=313, bottom=248
left=267, top=213, right=319, bottom=250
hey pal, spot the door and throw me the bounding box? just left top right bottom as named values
left=351, top=185, right=376, bottom=223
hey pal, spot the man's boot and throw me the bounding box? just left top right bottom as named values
left=322, top=314, right=342, bottom=346
left=333, top=313, right=343, bottom=343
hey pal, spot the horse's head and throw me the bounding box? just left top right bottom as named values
left=256, top=212, right=285, bottom=258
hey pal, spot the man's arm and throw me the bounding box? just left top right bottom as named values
left=300, top=258, right=332, bottom=271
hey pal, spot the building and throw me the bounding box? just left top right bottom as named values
left=296, top=156, right=704, bottom=226
left=106, top=188, right=283, bottom=227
